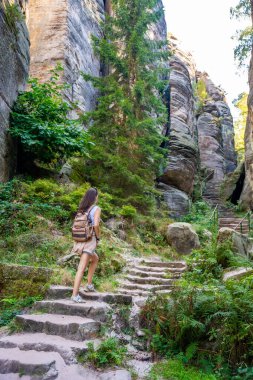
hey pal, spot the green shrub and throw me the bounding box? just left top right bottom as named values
left=119, top=205, right=137, bottom=219
left=0, top=296, right=42, bottom=327
left=10, top=66, right=91, bottom=166
left=80, top=338, right=127, bottom=368
left=149, top=359, right=218, bottom=380
left=2, top=1, right=24, bottom=35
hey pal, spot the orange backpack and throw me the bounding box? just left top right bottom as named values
left=72, top=207, right=94, bottom=243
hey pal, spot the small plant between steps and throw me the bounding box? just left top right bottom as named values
left=78, top=338, right=127, bottom=368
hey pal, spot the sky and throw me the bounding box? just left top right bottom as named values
left=163, top=0, right=249, bottom=118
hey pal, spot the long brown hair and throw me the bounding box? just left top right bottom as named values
left=78, top=188, right=98, bottom=213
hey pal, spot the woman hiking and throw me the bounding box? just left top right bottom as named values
left=71, top=187, right=101, bottom=303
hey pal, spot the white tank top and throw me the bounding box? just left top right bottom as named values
left=88, top=205, right=99, bottom=226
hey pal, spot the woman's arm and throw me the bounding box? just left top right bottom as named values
left=94, top=207, right=101, bottom=240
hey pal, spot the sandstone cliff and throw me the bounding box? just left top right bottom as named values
left=158, top=37, right=237, bottom=217
left=0, top=0, right=30, bottom=181
left=27, top=0, right=105, bottom=112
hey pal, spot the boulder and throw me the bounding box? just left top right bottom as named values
left=166, top=223, right=200, bottom=254
left=157, top=183, right=190, bottom=218
left=217, top=227, right=253, bottom=259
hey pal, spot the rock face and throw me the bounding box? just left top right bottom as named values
left=158, top=37, right=237, bottom=217
left=240, top=27, right=253, bottom=209
left=166, top=222, right=200, bottom=254
left=197, top=72, right=237, bottom=200
left=217, top=227, right=253, bottom=259
left=0, top=0, right=29, bottom=181
left=27, top=0, right=105, bottom=112
left=160, top=37, right=198, bottom=196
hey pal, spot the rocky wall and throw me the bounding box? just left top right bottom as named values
left=27, top=0, right=104, bottom=112
left=0, top=0, right=30, bottom=182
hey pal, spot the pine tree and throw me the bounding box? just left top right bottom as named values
left=82, top=0, right=169, bottom=209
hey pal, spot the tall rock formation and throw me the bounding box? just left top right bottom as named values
left=0, top=0, right=30, bottom=182
left=27, top=0, right=105, bottom=112
left=197, top=72, right=237, bottom=202
left=158, top=37, right=237, bottom=217
left=158, top=37, right=198, bottom=218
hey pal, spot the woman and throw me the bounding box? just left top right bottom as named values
left=71, top=187, right=101, bottom=303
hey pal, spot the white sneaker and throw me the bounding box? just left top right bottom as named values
left=71, top=294, right=85, bottom=303
left=84, top=284, right=96, bottom=292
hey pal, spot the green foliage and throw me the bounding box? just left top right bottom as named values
left=2, top=1, right=24, bottom=36
left=0, top=178, right=116, bottom=267
left=10, top=66, right=91, bottom=166
left=80, top=338, right=127, bottom=368
left=0, top=296, right=42, bottom=327
left=194, top=79, right=209, bottom=113
left=181, top=201, right=213, bottom=229
left=231, top=0, right=253, bottom=67
left=119, top=205, right=137, bottom=219
left=233, top=93, right=248, bottom=161
left=141, top=239, right=253, bottom=378
left=81, top=0, right=169, bottom=209
left=149, top=359, right=218, bottom=380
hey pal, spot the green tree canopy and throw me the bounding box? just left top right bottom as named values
left=81, top=0, right=169, bottom=209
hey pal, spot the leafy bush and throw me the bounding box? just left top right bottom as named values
left=119, top=205, right=137, bottom=219
left=149, top=359, right=218, bottom=380
left=141, top=239, right=253, bottom=378
left=0, top=296, right=42, bottom=327
left=2, top=1, right=24, bottom=35
left=10, top=66, right=91, bottom=166
left=80, top=338, right=127, bottom=368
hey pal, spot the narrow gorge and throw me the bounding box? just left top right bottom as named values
left=1, top=1, right=253, bottom=379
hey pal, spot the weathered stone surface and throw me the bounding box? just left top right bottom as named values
left=197, top=73, right=237, bottom=200
left=157, top=182, right=190, bottom=218
left=160, top=39, right=198, bottom=195
left=240, top=21, right=253, bottom=209
left=217, top=227, right=253, bottom=259
left=0, top=1, right=29, bottom=181
left=16, top=313, right=101, bottom=341
left=27, top=0, right=104, bottom=112
left=166, top=222, right=200, bottom=254
left=223, top=267, right=253, bottom=281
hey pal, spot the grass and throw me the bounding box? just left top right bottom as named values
left=78, top=338, right=127, bottom=368
left=149, top=359, right=218, bottom=380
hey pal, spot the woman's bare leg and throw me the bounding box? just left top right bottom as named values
left=87, top=253, right=99, bottom=285
left=72, top=253, right=90, bottom=296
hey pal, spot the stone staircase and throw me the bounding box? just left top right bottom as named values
left=118, top=258, right=187, bottom=296
left=0, top=258, right=187, bottom=379
left=203, top=193, right=250, bottom=235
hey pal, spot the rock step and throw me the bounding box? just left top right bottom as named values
left=16, top=313, right=101, bottom=341
left=0, top=333, right=101, bottom=365
left=131, top=265, right=186, bottom=274
left=136, top=260, right=186, bottom=269
left=127, top=268, right=182, bottom=279
left=117, top=288, right=172, bottom=297
left=119, top=281, right=174, bottom=292
left=124, top=275, right=174, bottom=285
left=0, top=347, right=58, bottom=378
left=33, top=299, right=110, bottom=322
left=47, top=286, right=132, bottom=304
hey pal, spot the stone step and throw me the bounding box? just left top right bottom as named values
left=16, top=313, right=101, bottom=341
left=132, top=265, right=186, bottom=274
left=117, top=288, right=151, bottom=297
left=119, top=281, right=174, bottom=292
left=124, top=275, right=174, bottom=285
left=137, top=260, right=186, bottom=269
left=47, top=286, right=132, bottom=305
left=0, top=346, right=114, bottom=379
left=34, top=299, right=110, bottom=322
left=127, top=268, right=181, bottom=279
left=0, top=347, right=58, bottom=378
left=0, top=333, right=101, bottom=365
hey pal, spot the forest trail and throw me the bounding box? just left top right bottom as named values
left=0, top=259, right=187, bottom=379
